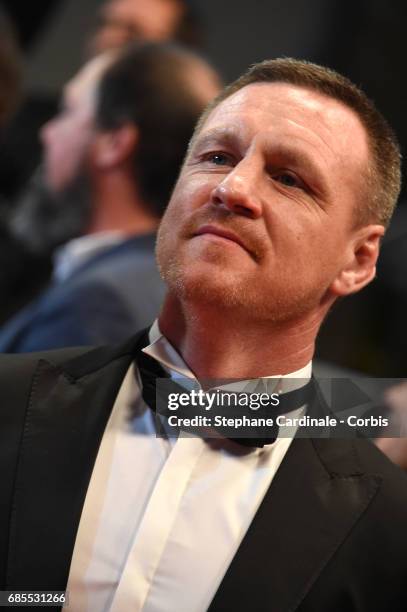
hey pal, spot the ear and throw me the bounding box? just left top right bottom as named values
left=330, top=224, right=385, bottom=297
left=91, top=123, right=138, bottom=170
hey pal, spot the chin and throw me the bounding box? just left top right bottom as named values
left=160, top=262, right=271, bottom=320
left=160, top=260, right=239, bottom=304
left=158, top=246, right=322, bottom=323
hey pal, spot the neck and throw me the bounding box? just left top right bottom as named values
left=158, top=295, right=324, bottom=379
left=87, top=172, right=159, bottom=236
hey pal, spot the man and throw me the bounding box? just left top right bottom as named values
left=1, top=58, right=406, bottom=612
left=0, top=41, right=220, bottom=351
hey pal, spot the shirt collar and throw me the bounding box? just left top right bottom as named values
left=53, top=231, right=126, bottom=282
left=143, top=320, right=312, bottom=394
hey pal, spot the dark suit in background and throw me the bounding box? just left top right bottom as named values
left=0, top=234, right=164, bottom=352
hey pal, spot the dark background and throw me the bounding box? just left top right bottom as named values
left=1, top=0, right=406, bottom=374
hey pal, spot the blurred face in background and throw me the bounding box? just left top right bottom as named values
left=9, top=55, right=114, bottom=253
left=90, top=0, right=184, bottom=54
left=40, top=54, right=113, bottom=193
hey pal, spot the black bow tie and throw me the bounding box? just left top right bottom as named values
left=134, top=330, right=315, bottom=449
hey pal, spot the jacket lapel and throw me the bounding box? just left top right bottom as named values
left=5, top=337, right=140, bottom=591
left=209, top=434, right=381, bottom=612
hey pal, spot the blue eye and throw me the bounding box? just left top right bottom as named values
left=209, top=153, right=229, bottom=165
left=275, top=173, right=298, bottom=187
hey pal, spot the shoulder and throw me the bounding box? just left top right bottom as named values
left=311, top=435, right=407, bottom=527
left=313, top=438, right=407, bottom=607
left=354, top=436, right=407, bottom=504
left=0, top=347, right=95, bottom=431
left=337, top=437, right=407, bottom=554
left=0, top=345, right=94, bottom=381
left=43, top=256, right=164, bottom=310
left=31, top=278, right=139, bottom=328
left=0, top=330, right=140, bottom=388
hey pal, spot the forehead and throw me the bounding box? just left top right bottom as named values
left=198, top=82, right=369, bottom=172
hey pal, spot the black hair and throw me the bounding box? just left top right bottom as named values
left=95, top=41, right=215, bottom=217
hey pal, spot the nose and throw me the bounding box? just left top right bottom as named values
left=210, top=161, right=263, bottom=218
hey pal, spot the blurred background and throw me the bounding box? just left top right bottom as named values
left=0, top=0, right=406, bottom=374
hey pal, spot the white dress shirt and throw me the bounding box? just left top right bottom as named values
left=65, top=322, right=311, bottom=612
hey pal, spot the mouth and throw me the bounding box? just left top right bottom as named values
left=193, top=225, right=251, bottom=254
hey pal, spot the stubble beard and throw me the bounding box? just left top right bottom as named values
left=156, top=201, right=329, bottom=325
left=156, top=231, right=322, bottom=325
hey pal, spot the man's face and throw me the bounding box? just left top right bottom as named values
left=15, top=55, right=114, bottom=251
left=156, top=82, right=371, bottom=323
left=40, top=55, right=110, bottom=193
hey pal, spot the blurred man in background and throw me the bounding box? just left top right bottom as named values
left=0, top=0, right=205, bottom=206
left=0, top=42, right=220, bottom=351
left=0, top=0, right=207, bottom=326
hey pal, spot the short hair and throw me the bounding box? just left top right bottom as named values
left=95, top=41, right=215, bottom=217
left=193, top=58, right=401, bottom=228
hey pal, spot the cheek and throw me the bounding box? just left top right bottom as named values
left=57, top=138, right=83, bottom=173
left=45, top=136, right=75, bottom=190
left=46, top=124, right=92, bottom=190
left=49, top=122, right=86, bottom=162
left=159, top=177, right=214, bottom=250
left=170, top=173, right=217, bottom=214
left=265, top=199, right=332, bottom=255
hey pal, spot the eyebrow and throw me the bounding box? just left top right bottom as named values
left=189, top=127, right=244, bottom=153
left=190, top=127, right=330, bottom=198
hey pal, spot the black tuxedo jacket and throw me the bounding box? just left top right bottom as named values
left=1, top=333, right=407, bottom=612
